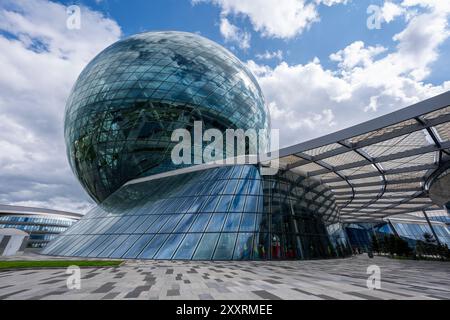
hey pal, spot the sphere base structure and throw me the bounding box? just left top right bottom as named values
left=42, top=165, right=350, bottom=260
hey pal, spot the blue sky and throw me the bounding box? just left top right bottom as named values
left=0, top=0, right=449, bottom=212
left=55, top=0, right=448, bottom=83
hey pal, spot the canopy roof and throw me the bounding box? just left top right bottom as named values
left=272, top=91, right=450, bottom=223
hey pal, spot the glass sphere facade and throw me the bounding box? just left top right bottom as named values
left=43, top=165, right=349, bottom=260
left=65, top=31, right=270, bottom=203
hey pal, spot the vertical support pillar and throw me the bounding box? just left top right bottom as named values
left=289, top=200, right=304, bottom=259
left=422, top=210, right=442, bottom=246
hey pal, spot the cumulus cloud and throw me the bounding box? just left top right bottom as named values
left=248, top=1, right=450, bottom=146
left=219, top=16, right=251, bottom=49
left=255, top=50, right=283, bottom=61
left=380, top=1, right=405, bottom=23
left=193, top=0, right=348, bottom=39
left=330, top=41, right=387, bottom=70
left=0, top=0, right=121, bottom=213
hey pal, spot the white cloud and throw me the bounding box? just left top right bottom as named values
left=194, top=0, right=348, bottom=39
left=330, top=41, right=387, bottom=70
left=219, top=17, right=251, bottom=49
left=317, top=0, right=349, bottom=6
left=247, top=1, right=450, bottom=146
left=0, top=0, right=121, bottom=213
left=256, top=50, right=283, bottom=61
left=380, top=1, right=405, bottom=23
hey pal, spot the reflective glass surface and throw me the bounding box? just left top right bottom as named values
left=44, top=165, right=350, bottom=260
left=345, top=219, right=450, bottom=251
left=65, top=31, right=270, bottom=203
left=0, top=215, right=78, bottom=248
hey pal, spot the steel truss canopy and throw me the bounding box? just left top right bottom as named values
left=267, top=91, right=450, bottom=223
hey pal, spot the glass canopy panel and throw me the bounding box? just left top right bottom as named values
left=361, top=130, right=431, bottom=158
left=384, top=170, right=429, bottom=181
left=290, top=163, right=325, bottom=175
left=379, top=152, right=437, bottom=170
left=433, top=123, right=450, bottom=142
left=346, top=119, right=418, bottom=145
left=278, top=155, right=302, bottom=167
left=302, top=143, right=342, bottom=157
left=421, top=106, right=450, bottom=120
left=321, top=151, right=366, bottom=167
left=337, top=164, right=378, bottom=177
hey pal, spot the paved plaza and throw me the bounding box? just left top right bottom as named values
left=0, top=255, right=449, bottom=300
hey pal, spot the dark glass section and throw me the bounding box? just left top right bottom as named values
left=64, top=31, right=270, bottom=203
left=261, top=170, right=348, bottom=260
left=43, top=165, right=350, bottom=260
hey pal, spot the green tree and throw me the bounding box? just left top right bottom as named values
left=415, top=241, right=425, bottom=258
left=423, top=232, right=436, bottom=244
left=423, top=232, right=438, bottom=256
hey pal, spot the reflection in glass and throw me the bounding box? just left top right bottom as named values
left=44, top=164, right=350, bottom=260
left=193, top=233, right=219, bottom=260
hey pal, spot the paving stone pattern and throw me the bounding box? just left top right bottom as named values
left=0, top=256, right=449, bottom=300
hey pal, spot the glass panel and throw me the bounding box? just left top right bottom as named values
left=122, top=234, right=155, bottom=258
left=239, top=214, right=256, bottom=232
left=193, top=233, right=219, bottom=260
left=154, top=233, right=185, bottom=259
left=173, top=233, right=202, bottom=260
left=77, top=235, right=108, bottom=257
left=189, top=214, right=212, bottom=232
left=110, top=235, right=141, bottom=258
left=173, top=214, right=195, bottom=232
left=216, top=195, right=233, bottom=212
left=138, top=234, right=169, bottom=259
left=206, top=212, right=227, bottom=232
left=201, top=196, right=220, bottom=212
left=244, top=196, right=258, bottom=212
left=87, top=235, right=115, bottom=257
left=229, top=195, right=246, bottom=212
left=99, top=234, right=129, bottom=257
left=134, top=215, right=158, bottom=233
left=253, top=233, right=270, bottom=260
left=233, top=233, right=253, bottom=260
left=222, top=213, right=242, bottom=232
left=146, top=215, right=170, bottom=233
left=213, top=233, right=237, bottom=260
left=159, top=214, right=183, bottom=233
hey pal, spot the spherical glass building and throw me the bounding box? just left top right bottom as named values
left=65, top=31, right=270, bottom=203
left=44, top=31, right=350, bottom=261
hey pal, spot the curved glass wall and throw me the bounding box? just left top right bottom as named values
left=389, top=221, right=450, bottom=247
left=0, top=215, right=78, bottom=248
left=261, top=171, right=348, bottom=259
left=345, top=219, right=450, bottom=251
left=43, top=165, right=349, bottom=260
left=65, top=31, right=270, bottom=203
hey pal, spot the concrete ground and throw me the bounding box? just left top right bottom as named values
left=0, top=254, right=449, bottom=300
